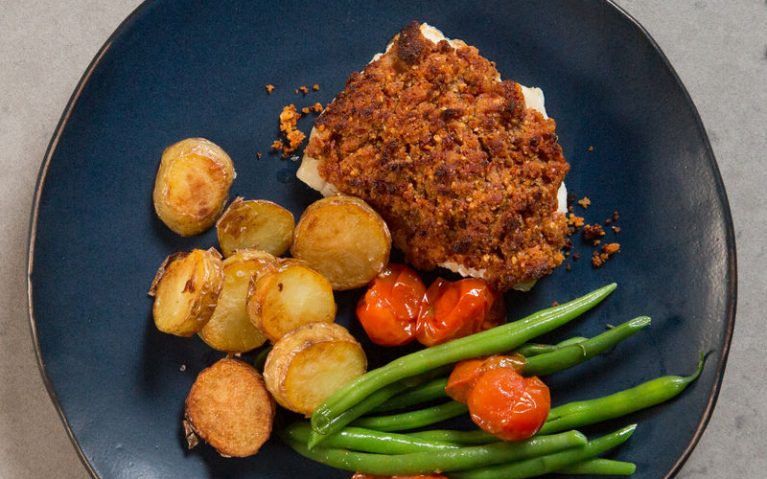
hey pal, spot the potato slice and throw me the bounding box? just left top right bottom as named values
left=291, top=195, right=391, bottom=290
left=198, top=249, right=274, bottom=353
left=184, top=358, right=275, bottom=457
left=216, top=198, right=295, bottom=257
left=263, top=322, right=366, bottom=416
left=153, top=137, right=235, bottom=236
left=247, top=259, right=337, bottom=342
left=149, top=247, right=224, bottom=337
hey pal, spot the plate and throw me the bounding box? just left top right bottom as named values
left=28, top=0, right=736, bottom=478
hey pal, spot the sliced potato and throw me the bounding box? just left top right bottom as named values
left=198, top=249, right=274, bottom=353
left=247, top=259, right=337, bottom=343
left=149, top=247, right=224, bottom=337
left=153, top=137, right=235, bottom=236
left=184, top=358, right=275, bottom=457
left=263, top=322, right=366, bottom=416
left=216, top=198, right=295, bottom=257
left=291, top=195, right=391, bottom=290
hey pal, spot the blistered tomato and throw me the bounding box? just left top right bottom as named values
left=356, top=264, right=426, bottom=346
left=466, top=364, right=550, bottom=441
left=415, top=278, right=505, bottom=347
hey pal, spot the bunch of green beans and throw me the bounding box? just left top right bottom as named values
left=310, top=283, right=617, bottom=438
left=278, top=283, right=703, bottom=478
left=367, top=315, right=651, bottom=415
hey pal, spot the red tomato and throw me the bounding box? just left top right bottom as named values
left=415, top=278, right=505, bottom=347
left=466, top=365, right=550, bottom=441
left=356, top=264, right=426, bottom=346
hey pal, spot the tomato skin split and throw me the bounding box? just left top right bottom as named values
left=447, top=355, right=549, bottom=441
left=468, top=367, right=550, bottom=441
left=415, top=278, right=505, bottom=347
left=356, top=264, right=426, bottom=346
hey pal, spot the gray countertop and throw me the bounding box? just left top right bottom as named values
left=2, top=1, right=765, bottom=477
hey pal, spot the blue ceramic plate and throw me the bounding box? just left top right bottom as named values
left=28, top=1, right=735, bottom=478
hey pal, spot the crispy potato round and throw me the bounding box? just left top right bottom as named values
left=184, top=358, right=275, bottom=457
left=291, top=195, right=391, bottom=290
left=263, top=322, right=366, bottom=416
left=198, top=249, right=274, bottom=353
left=216, top=198, right=295, bottom=257
left=153, top=137, right=235, bottom=236
left=247, top=259, right=337, bottom=343
left=149, top=247, right=224, bottom=337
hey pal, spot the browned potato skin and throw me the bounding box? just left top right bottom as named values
left=149, top=247, right=224, bottom=337
left=198, top=249, right=274, bottom=353
left=153, top=138, right=235, bottom=236
left=290, top=195, right=391, bottom=291
left=247, top=259, right=337, bottom=343
left=263, top=321, right=367, bottom=416
left=216, top=198, right=295, bottom=257
left=184, top=358, right=275, bottom=457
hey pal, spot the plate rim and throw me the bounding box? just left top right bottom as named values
left=26, top=2, right=159, bottom=477
left=605, top=0, right=738, bottom=474
left=25, top=1, right=738, bottom=478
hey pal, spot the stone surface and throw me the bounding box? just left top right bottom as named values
left=1, top=0, right=764, bottom=478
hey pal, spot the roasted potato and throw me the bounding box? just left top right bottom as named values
left=198, top=249, right=274, bottom=353
left=247, top=259, right=336, bottom=343
left=216, top=198, right=295, bottom=257
left=153, top=137, right=235, bottom=236
left=263, top=322, right=366, bottom=416
left=184, top=358, right=275, bottom=457
left=290, top=195, right=391, bottom=291
left=149, top=247, right=224, bottom=337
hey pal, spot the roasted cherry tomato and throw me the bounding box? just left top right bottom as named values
left=445, top=354, right=526, bottom=403
left=356, top=264, right=427, bottom=346
left=352, top=474, right=448, bottom=479
left=415, top=278, right=505, bottom=347
left=465, top=359, right=550, bottom=441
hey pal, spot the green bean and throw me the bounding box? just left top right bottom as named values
left=556, top=458, right=637, bottom=475
left=311, top=284, right=617, bottom=434
left=351, top=400, right=469, bottom=432
left=371, top=377, right=449, bottom=413
left=284, top=422, right=459, bottom=454
left=448, top=424, right=637, bottom=479
left=409, top=428, right=498, bottom=445
left=279, top=428, right=589, bottom=475
left=307, top=365, right=453, bottom=448
left=516, top=337, right=591, bottom=357
left=539, top=353, right=704, bottom=435
left=523, top=316, right=651, bottom=377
